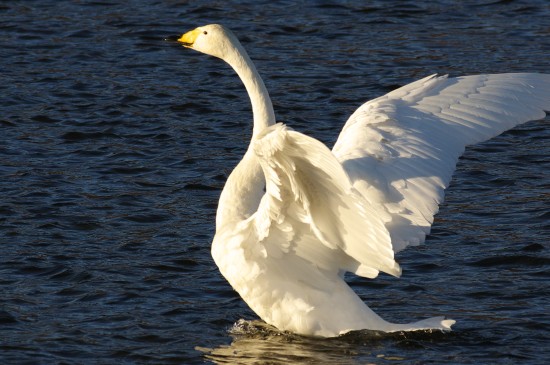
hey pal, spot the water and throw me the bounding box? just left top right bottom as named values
left=1, top=0, right=549, bottom=363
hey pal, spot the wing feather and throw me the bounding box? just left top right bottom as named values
left=252, top=123, right=401, bottom=279
left=333, top=73, right=550, bottom=252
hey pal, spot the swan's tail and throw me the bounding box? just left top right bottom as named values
left=388, top=316, right=455, bottom=333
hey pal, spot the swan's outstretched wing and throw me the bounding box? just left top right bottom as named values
left=333, top=73, right=550, bottom=253
left=251, top=123, right=401, bottom=280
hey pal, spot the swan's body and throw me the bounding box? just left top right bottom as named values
left=178, top=24, right=550, bottom=337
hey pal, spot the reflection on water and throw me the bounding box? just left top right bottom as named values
left=198, top=319, right=456, bottom=364
left=198, top=320, right=377, bottom=364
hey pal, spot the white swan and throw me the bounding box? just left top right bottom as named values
left=178, top=24, right=550, bottom=337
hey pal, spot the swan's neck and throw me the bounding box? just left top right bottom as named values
left=216, top=150, right=263, bottom=229
left=225, top=42, right=275, bottom=138
left=214, top=38, right=275, bottom=229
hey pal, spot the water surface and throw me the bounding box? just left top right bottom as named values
left=1, top=1, right=549, bottom=364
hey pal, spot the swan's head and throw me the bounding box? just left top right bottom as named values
left=178, top=24, right=239, bottom=60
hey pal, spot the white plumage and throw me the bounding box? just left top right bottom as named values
left=178, top=24, right=550, bottom=337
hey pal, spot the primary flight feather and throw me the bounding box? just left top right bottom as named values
left=177, top=24, right=549, bottom=337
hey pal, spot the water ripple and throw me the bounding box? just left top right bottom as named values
left=1, top=0, right=549, bottom=363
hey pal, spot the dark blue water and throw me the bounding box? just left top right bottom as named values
left=1, top=1, right=549, bottom=363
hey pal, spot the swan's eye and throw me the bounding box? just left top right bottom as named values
left=203, top=31, right=208, bottom=35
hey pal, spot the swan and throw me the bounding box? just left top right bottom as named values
left=177, top=24, right=550, bottom=337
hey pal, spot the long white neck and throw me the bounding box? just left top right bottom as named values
left=224, top=40, right=276, bottom=139
left=215, top=35, right=274, bottom=228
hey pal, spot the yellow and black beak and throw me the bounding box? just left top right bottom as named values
left=177, top=28, right=201, bottom=48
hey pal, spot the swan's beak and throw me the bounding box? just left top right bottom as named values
left=178, top=28, right=201, bottom=48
